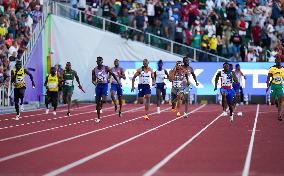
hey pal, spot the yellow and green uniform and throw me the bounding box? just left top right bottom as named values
left=13, top=68, right=26, bottom=89
left=269, top=65, right=284, bottom=98
left=47, top=74, right=59, bottom=92
left=62, top=70, right=75, bottom=93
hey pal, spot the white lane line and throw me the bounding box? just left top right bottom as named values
left=0, top=106, right=113, bottom=130
left=143, top=110, right=222, bottom=176
left=0, top=106, right=144, bottom=142
left=0, top=104, right=95, bottom=122
left=43, top=105, right=206, bottom=176
left=0, top=106, right=162, bottom=163
left=242, top=104, right=260, bottom=176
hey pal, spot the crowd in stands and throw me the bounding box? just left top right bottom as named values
left=0, top=0, right=43, bottom=88
left=73, top=0, right=284, bottom=62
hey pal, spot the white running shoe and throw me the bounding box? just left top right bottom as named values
left=53, top=111, right=57, bottom=116
left=15, top=114, right=20, bottom=120
left=157, top=107, right=160, bottom=114
left=237, top=112, right=243, bottom=116
left=184, top=112, right=189, bottom=118
left=221, top=111, right=228, bottom=116
left=226, top=107, right=229, bottom=112
left=95, top=118, right=101, bottom=123
left=161, top=100, right=165, bottom=105
left=230, top=115, right=234, bottom=122
left=20, top=104, right=24, bottom=112
left=45, top=109, right=49, bottom=114
left=100, top=110, right=103, bottom=114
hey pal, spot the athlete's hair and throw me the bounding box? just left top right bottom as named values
left=223, top=62, right=229, bottom=66
left=158, top=60, right=163, bottom=64
left=235, top=64, right=240, bottom=68
left=97, top=56, right=103, bottom=61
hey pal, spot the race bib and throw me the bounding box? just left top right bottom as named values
left=173, top=81, right=182, bottom=88
left=16, top=77, right=23, bottom=83
left=48, top=82, right=57, bottom=88
left=97, top=73, right=106, bottom=82
left=65, top=80, right=73, bottom=86
left=274, top=76, right=282, bottom=83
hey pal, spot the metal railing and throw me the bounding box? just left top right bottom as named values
left=53, top=2, right=230, bottom=62
left=0, top=82, right=11, bottom=107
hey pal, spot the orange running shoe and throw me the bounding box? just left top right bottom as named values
left=171, top=108, right=176, bottom=113
left=144, top=114, right=149, bottom=120
left=176, top=112, right=181, bottom=117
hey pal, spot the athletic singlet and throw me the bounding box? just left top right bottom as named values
left=47, top=74, right=59, bottom=92
left=95, top=65, right=108, bottom=84
left=111, top=67, right=122, bottom=84
left=183, top=66, right=193, bottom=86
left=13, top=68, right=25, bottom=88
left=173, top=71, right=186, bottom=89
left=63, top=70, right=75, bottom=87
left=155, top=69, right=166, bottom=84
left=220, top=70, right=233, bottom=89
left=139, top=67, right=151, bottom=85
left=235, top=70, right=243, bottom=85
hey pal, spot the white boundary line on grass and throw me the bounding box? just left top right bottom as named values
left=43, top=105, right=206, bottom=176
left=242, top=104, right=260, bottom=176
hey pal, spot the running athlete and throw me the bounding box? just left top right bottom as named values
left=234, top=64, right=246, bottom=105
left=169, top=61, right=189, bottom=117
left=92, top=57, right=121, bottom=123
left=44, top=67, right=59, bottom=115
left=182, top=57, right=199, bottom=117
left=131, top=59, right=154, bottom=120
left=214, top=62, right=238, bottom=122
left=61, top=62, right=84, bottom=116
left=266, top=57, right=284, bottom=121
left=154, top=60, right=169, bottom=114
left=110, top=59, right=126, bottom=117
left=11, top=60, right=35, bottom=120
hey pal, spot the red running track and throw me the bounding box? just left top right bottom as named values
left=0, top=104, right=283, bottom=176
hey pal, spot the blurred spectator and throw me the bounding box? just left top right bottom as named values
left=70, top=0, right=284, bottom=62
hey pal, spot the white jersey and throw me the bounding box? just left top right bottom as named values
left=139, top=68, right=152, bottom=85
left=220, top=70, right=233, bottom=88
left=235, top=70, right=243, bottom=86
left=155, top=69, right=166, bottom=84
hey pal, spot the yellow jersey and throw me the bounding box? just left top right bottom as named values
left=268, top=66, right=284, bottom=85
left=13, top=68, right=25, bottom=88
left=47, top=74, right=59, bottom=92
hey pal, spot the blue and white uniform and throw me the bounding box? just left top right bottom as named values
left=138, top=67, right=152, bottom=97
left=94, top=65, right=108, bottom=101
left=233, top=71, right=242, bottom=94
left=110, top=67, right=123, bottom=96
left=220, top=70, right=235, bottom=105
left=155, top=69, right=167, bottom=92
